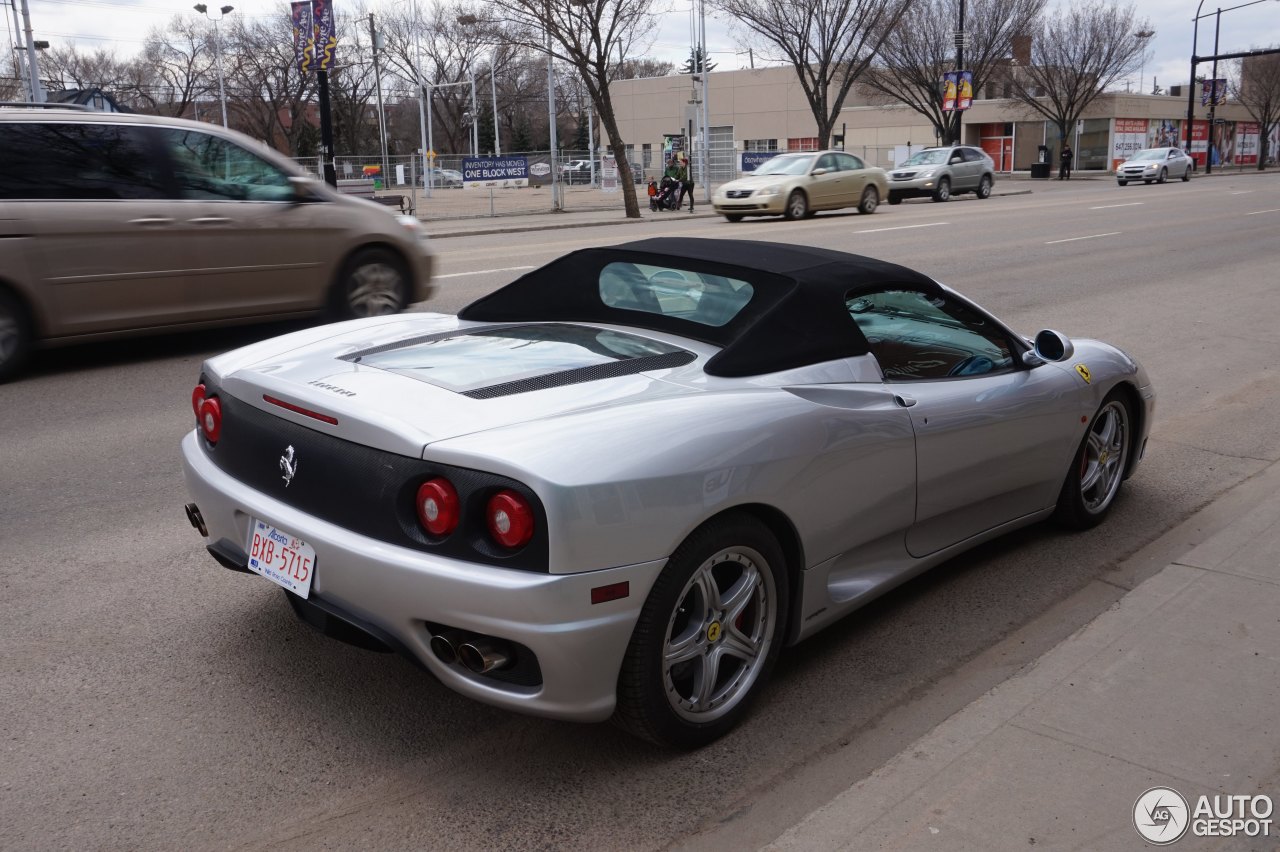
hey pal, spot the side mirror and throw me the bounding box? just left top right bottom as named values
left=949, top=156, right=963, bottom=164
left=811, top=167, right=829, bottom=176
left=1030, top=329, right=1075, bottom=363
left=288, top=175, right=318, bottom=203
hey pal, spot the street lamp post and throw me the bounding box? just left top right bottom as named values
left=193, top=3, right=234, bottom=128
left=1135, top=30, right=1154, bottom=93
left=455, top=15, right=503, bottom=156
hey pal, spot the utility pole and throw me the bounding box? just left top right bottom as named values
left=953, top=0, right=965, bottom=145
left=369, top=13, right=390, bottom=187
left=1206, top=8, right=1221, bottom=174
left=699, top=0, right=710, bottom=202
left=18, top=0, right=43, bottom=103
left=547, top=27, right=560, bottom=211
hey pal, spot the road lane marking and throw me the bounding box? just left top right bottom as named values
left=436, top=265, right=536, bottom=279
left=1230, top=191, right=1254, bottom=195
left=1090, top=202, right=1143, bottom=209
left=1246, top=208, right=1280, bottom=215
left=853, top=222, right=950, bottom=234
left=1045, top=232, right=1122, bottom=245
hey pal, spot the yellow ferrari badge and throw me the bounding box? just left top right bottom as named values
left=706, top=621, right=722, bottom=643
left=1075, top=364, right=1091, bottom=384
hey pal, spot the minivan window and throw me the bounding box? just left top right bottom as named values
left=158, top=129, right=295, bottom=201
left=0, top=122, right=168, bottom=200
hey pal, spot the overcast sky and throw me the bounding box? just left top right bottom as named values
left=9, top=0, right=1280, bottom=95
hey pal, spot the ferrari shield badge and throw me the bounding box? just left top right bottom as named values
left=1075, top=364, right=1091, bottom=384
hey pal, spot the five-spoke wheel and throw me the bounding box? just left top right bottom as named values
left=1054, top=391, right=1133, bottom=529
left=615, top=514, right=787, bottom=748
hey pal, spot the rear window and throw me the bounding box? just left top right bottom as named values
left=0, top=122, right=168, bottom=200
left=599, top=261, right=754, bottom=328
left=348, top=323, right=688, bottom=393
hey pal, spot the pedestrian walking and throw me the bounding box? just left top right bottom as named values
left=679, top=154, right=695, bottom=213
left=664, top=156, right=689, bottom=210
left=1059, top=143, right=1073, bottom=180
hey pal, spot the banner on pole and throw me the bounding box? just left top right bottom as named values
left=311, top=0, right=337, bottom=71
left=1201, top=78, right=1227, bottom=106
left=957, top=71, right=973, bottom=110
left=291, top=2, right=314, bottom=71
left=941, top=72, right=958, bottom=112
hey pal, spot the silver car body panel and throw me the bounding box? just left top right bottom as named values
left=184, top=292, right=1155, bottom=721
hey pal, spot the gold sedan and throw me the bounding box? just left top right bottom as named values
left=713, top=150, right=889, bottom=222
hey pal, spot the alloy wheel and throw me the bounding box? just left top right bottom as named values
left=346, top=262, right=405, bottom=317
left=662, top=546, right=777, bottom=723
left=1080, top=400, right=1129, bottom=514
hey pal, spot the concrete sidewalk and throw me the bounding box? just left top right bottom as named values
left=766, top=459, right=1280, bottom=851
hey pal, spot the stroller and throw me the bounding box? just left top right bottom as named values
left=650, top=176, right=682, bottom=211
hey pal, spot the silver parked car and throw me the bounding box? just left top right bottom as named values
left=181, top=238, right=1154, bottom=748
left=1116, top=147, right=1193, bottom=185
left=0, top=106, right=435, bottom=382
left=888, top=145, right=995, bottom=203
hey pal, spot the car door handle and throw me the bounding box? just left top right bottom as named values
left=189, top=216, right=232, bottom=225
left=128, top=217, right=173, bottom=226
left=894, top=394, right=917, bottom=408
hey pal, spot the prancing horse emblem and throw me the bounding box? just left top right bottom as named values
left=279, top=445, right=298, bottom=487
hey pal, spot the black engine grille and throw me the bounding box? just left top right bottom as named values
left=204, top=391, right=549, bottom=571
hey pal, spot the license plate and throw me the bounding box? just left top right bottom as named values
left=247, top=519, right=316, bottom=599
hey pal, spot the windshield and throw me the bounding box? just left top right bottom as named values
left=1129, top=149, right=1168, bottom=161
left=753, top=154, right=816, bottom=176
left=900, top=150, right=950, bottom=166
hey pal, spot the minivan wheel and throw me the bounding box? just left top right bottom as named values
left=335, top=248, right=409, bottom=319
left=0, top=289, right=33, bottom=383
left=931, top=177, right=951, bottom=202
left=976, top=175, right=992, bottom=199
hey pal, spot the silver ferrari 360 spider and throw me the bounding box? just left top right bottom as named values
left=181, top=238, right=1154, bottom=747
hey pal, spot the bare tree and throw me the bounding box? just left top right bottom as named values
left=487, top=0, right=661, bottom=218
left=221, top=12, right=318, bottom=153
left=130, top=17, right=214, bottom=117
left=1008, top=1, right=1150, bottom=147
left=379, top=3, right=493, bottom=156
left=1232, top=52, right=1280, bottom=171
left=40, top=44, right=130, bottom=94
left=861, top=0, right=1046, bottom=143
left=328, top=9, right=382, bottom=156
left=617, top=58, right=675, bottom=78
left=710, top=0, right=912, bottom=149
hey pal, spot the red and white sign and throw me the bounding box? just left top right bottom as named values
left=1189, top=120, right=1210, bottom=166
left=1112, top=118, right=1148, bottom=169
left=1237, top=122, right=1260, bottom=166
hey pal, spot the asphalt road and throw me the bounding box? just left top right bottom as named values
left=2, top=174, right=1278, bottom=851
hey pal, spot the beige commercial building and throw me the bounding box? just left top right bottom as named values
left=607, top=66, right=1269, bottom=178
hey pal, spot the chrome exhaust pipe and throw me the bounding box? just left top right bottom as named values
left=184, top=503, right=207, bottom=537
left=428, top=630, right=468, bottom=665
left=458, top=638, right=512, bottom=674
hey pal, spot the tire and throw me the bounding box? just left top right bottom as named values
left=1053, top=390, right=1134, bottom=530
left=857, top=186, right=879, bottom=214
left=783, top=190, right=808, bottom=221
left=1117, top=180, right=1128, bottom=186
left=614, top=513, right=789, bottom=748
left=931, top=177, right=951, bottom=202
left=887, top=194, right=902, bottom=206
left=1182, top=167, right=1192, bottom=182
left=976, top=175, right=992, bottom=199
left=1144, top=179, right=1153, bottom=185
left=333, top=248, right=409, bottom=319
left=0, top=288, right=33, bottom=383
left=1157, top=167, right=1168, bottom=184
left=724, top=214, right=744, bottom=223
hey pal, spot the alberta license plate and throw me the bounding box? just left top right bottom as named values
left=247, top=519, right=316, bottom=598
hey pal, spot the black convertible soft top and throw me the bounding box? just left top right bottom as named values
left=458, top=238, right=941, bottom=377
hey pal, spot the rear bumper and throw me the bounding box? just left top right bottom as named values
left=180, top=430, right=664, bottom=723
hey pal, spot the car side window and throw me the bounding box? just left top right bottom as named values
left=158, top=128, right=294, bottom=201
left=837, top=153, right=865, bottom=171
left=962, top=148, right=985, bottom=162
left=847, top=288, right=1016, bottom=381
left=816, top=153, right=839, bottom=171
left=0, top=122, right=169, bottom=200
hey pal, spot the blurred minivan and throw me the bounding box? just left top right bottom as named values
left=0, top=105, right=435, bottom=380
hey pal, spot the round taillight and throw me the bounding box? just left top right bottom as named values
left=191, top=383, right=206, bottom=419
left=416, top=477, right=460, bottom=537
left=199, top=396, right=222, bottom=443
left=486, top=490, right=534, bottom=549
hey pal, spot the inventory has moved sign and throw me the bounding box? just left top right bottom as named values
left=463, top=157, right=529, bottom=188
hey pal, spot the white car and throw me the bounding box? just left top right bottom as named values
left=1116, top=148, right=1193, bottom=185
